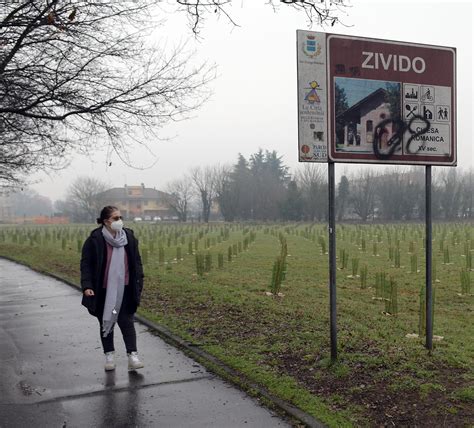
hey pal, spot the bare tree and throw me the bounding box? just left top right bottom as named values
left=459, top=168, right=473, bottom=219
left=7, top=188, right=53, bottom=217
left=375, top=167, right=410, bottom=221
left=350, top=169, right=377, bottom=222
left=165, top=176, right=193, bottom=222
left=65, top=176, right=108, bottom=223
left=437, top=168, right=463, bottom=220
left=295, top=163, right=327, bottom=221
left=191, top=165, right=217, bottom=223
left=176, top=0, right=351, bottom=35
left=0, top=0, right=214, bottom=187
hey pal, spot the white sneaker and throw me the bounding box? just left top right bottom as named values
left=104, top=351, right=116, bottom=371
left=127, top=352, right=144, bottom=371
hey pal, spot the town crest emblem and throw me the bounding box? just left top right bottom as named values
left=302, top=35, right=321, bottom=58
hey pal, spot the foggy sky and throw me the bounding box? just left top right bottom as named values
left=31, top=0, right=473, bottom=202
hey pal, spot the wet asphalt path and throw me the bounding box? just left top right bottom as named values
left=0, top=258, right=289, bottom=428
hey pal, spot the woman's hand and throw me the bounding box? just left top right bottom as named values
left=84, top=289, right=95, bottom=297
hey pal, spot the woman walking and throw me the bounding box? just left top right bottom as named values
left=81, top=206, right=145, bottom=371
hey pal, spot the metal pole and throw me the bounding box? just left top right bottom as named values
left=328, top=161, right=337, bottom=361
left=425, top=165, right=433, bottom=350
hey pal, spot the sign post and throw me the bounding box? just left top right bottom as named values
left=425, top=166, right=433, bottom=350
left=328, top=161, right=337, bottom=361
left=297, top=30, right=456, bottom=358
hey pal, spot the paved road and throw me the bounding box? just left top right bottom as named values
left=0, top=258, right=290, bottom=428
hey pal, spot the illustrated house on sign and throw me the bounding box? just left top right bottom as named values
left=336, top=88, right=396, bottom=152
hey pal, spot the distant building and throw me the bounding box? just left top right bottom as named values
left=98, top=184, right=172, bottom=220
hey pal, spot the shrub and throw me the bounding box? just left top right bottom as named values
left=443, top=247, right=450, bottom=264
left=360, top=264, right=368, bottom=289
left=205, top=253, right=212, bottom=272
left=351, top=258, right=359, bottom=277
left=218, top=253, right=224, bottom=269
left=418, top=284, right=435, bottom=336
left=394, top=248, right=401, bottom=268
left=460, top=270, right=471, bottom=295
left=158, top=247, right=165, bottom=264
left=142, top=248, right=149, bottom=265
left=385, top=276, right=398, bottom=315
left=195, top=254, right=205, bottom=277
left=410, top=254, right=418, bottom=274
left=270, top=236, right=288, bottom=295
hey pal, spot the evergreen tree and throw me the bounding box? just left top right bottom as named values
left=280, top=180, right=303, bottom=221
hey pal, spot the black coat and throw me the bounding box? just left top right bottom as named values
left=80, top=227, right=144, bottom=317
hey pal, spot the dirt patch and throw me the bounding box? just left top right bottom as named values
left=265, top=346, right=473, bottom=427
left=142, top=294, right=278, bottom=340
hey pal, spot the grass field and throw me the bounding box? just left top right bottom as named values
left=0, top=222, right=473, bottom=427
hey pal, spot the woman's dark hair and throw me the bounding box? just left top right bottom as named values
left=96, top=206, right=119, bottom=225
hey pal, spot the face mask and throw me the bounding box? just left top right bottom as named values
left=110, top=219, right=124, bottom=231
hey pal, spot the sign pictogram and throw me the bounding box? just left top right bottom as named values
left=405, top=85, right=419, bottom=100
left=436, top=105, right=450, bottom=121
left=405, top=103, right=418, bottom=118
left=421, top=86, right=435, bottom=103
left=304, top=81, right=322, bottom=104
left=422, top=105, right=434, bottom=120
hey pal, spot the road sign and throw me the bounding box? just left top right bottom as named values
left=297, top=31, right=456, bottom=165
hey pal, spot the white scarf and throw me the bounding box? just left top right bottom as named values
left=101, top=226, right=128, bottom=337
